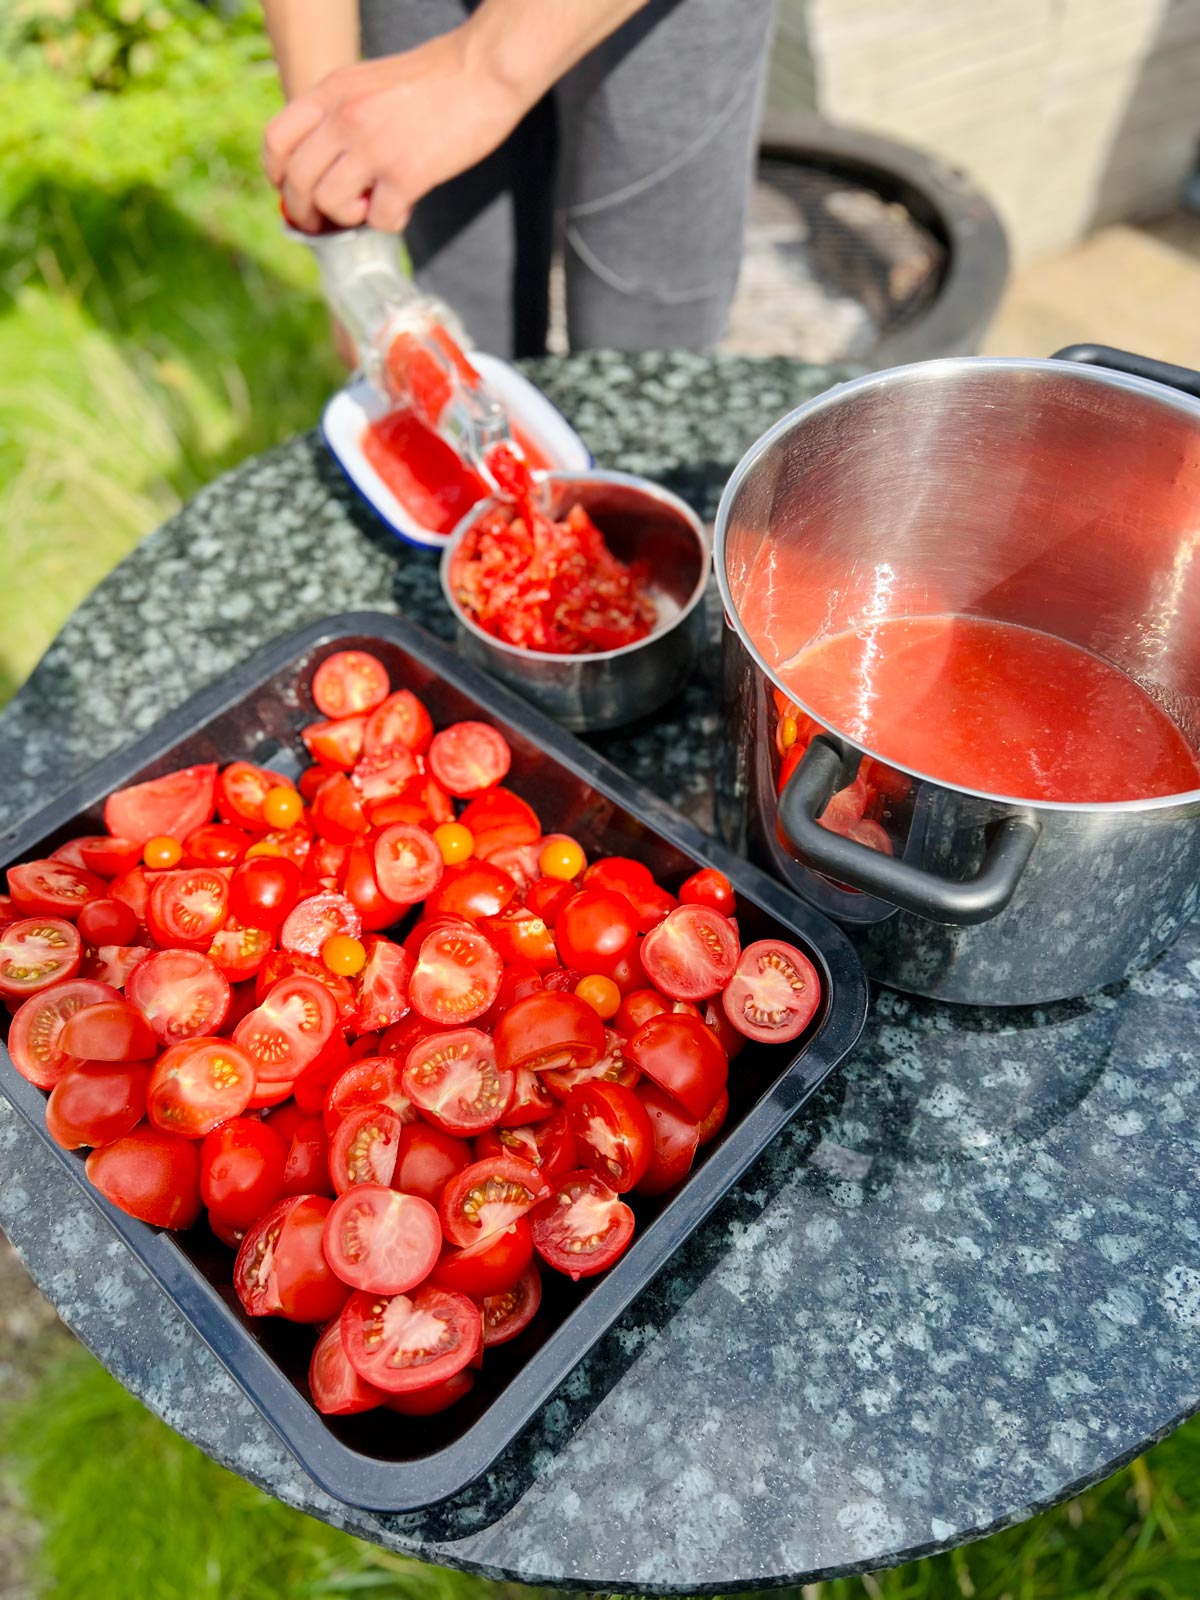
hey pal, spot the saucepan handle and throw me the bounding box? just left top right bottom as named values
left=1053, top=344, right=1200, bottom=401
left=778, top=738, right=1041, bottom=927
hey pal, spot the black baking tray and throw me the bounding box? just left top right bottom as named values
left=0, top=611, right=868, bottom=1512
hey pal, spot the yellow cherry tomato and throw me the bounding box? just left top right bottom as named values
left=245, top=839, right=284, bottom=859
left=433, top=822, right=475, bottom=865
left=263, top=785, right=303, bottom=829
left=576, top=974, right=621, bottom=1020
left=539, top=837, right=586, bottom=881
left=322, top=933, right=367, bottom=977
left=780, top=716, right=798, bottom=749
left=143, top=835, right=182, bottom=869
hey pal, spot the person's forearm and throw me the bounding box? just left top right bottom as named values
left=262, top=0, right=359, bottom=98
left=461, top=0, right=651, bottom=110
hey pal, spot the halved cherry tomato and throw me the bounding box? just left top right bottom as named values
left=324, top=1055, right=415, bottom=1136
left=566, top=1080, right=653, bottom=1192
left=280, top=892, right=362, bottom=958
left=323, top=1184, right=442, bottom=1293
left=431, top=1216, right=533, bottom=1298
left=105, top=764, right=217, bottom=847
left=493, top=991, right=605, bottom=1075
left=235, top=1194, right=349, bottom=1322
left=402, top=1028, right=512, bottom=1136
left=46, top=1061, right=147, bottom=1150
left=7, top=860, right=107, bottom=919
left=623, top=1012, right=727, bottom=1121
left=0, top=918, right=82, bottom=999
left=582, top=857, right=655, bottom=903
left=639, top=903, right=740, bottom=1001
left=392, top=1122, right=471, bottom=1204
left=74, top=836, right=143, bottom=879
left=147, top=869, right=230, bottom=951
left=184, top=823, right=252, bottom=868
left=457, top=788, right=540, bottom=855
left=553, top=889, right=639, bottom=976
left=635, top=1081, right=700, bottom=1195
left=250, top=827, right=312, bottom=871
left=722, top=939, right=821, bottom=1043
left=480, top=906, right=557, bottom=971
left=340, top=1284, right=480, bottom=1393
left=308, top=1319, right=385, bottom=1416
left=200, top=1117, right=287, bottom=1228
left=408, top=925, right=502, bottom=1026
left=233, top=973, right=338, bottom=1084
left=497, top=1064, right=554, bottom=1127
left=310, top=773, right=368, bottom=844
left=424, top=860, right=514, bottom=921
left=477, top=1105, right=576, bottom=1184
left=364, top=688, right=434, bottom=756
left=207, top=917, right=274, bottom=981
left=368, top=776, right=453, bottom=830
left=302, top=717, right=367, bottom=771
left=229, top=858, right=302, bottom=929
left=128, top=948, right=232, bottom=1043
left=427, top=721, right=511, bottom=799
left=86, top=1126, right=202, bottom=1230
left=60, top=997, right=156, bottom=1061
left=215, top=763, right=287, bottom=829
left=81, top=944, right=150, bottom=988
left=348, top=938, right=410, bottom=1034
left=679, top=867, right=737, bottom=918
left=528, top=1169, right=634, bottom=1281
left=329, top=1102, right=407, bottom=1192
left=401, top=912, right=471, bottom=963
left=312, top=650, right=390, bottom=718
left=482, top=1264, right=542, bottom=1347
left=147, top=1035, right=256, bottom=1137
left=439, top=1157, right=545, bottom=1248
left=384, top=1368, right=475, bottom=1414
left=77, top=898, right=140, bottom=948
left=255, top=950, right=355, bottom=1018
left=7, top=978, right=118, bottom=1088
left=372, top=823, right=443, bottom=906
left=351, top=744, right=418, bottom=803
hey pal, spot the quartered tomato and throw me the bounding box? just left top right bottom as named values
left=493, top=991, right=605, bottom=1075
left=457, top=788, right=540, bottom=854
left=497, top=1064, right=554, bottom=1127
left=329, top=1102, right=407, bottom=1192
left=8, top=860, right=107, bottom=919
left=639, top=903, right=740, bottom=1001
left=480, top=907, right=557, bottom=971
left=86, top=1127, right=203, bottom=1230
left=312, top=650, right=390, bottom=718
left=431, top=1216, right=533, bottom=1298
left=623, top=1012, right=727, bottom=1121
left=6, top=978, right=117, bottom=1088
left=216, top=763, right=288, bottom=828
left=408, top=924, right=502, bottom=1026
left=323, top=1184, right=442, bottom=1293
left=635, top=1080, right=700, bottom=1195
left=46, top=1061, right=148, bottom=1150
left=200, top=1117, right=287, bottom=1228
left=77, top=897, right=140, bottom=948
left=280, top=892, right=362, bottom=958
left=147, top=869, right=230, bottom=951
left=482, top=1263, right=542, bottom=1347
left=351, top=744, right=418, bottom=803
left=233, top=973, right=338, bottom=1083
left=81, top=944, right=150, bottom=988
left=401, top=1028, right=512, bottom=1136
left=528, top=1169, right=634, bottom=1281
left=128, top=948, right=231, bottom=1043
left=59, top=997, right=156, bottom=1061
left=372, top=824, right=442, bottom=905
left=424, top=860, right=514, bottom=921
left=324, top=1055, right=415, bottom=1136
left=184, top=822, right=252, bottom=868
left=540, top=1027, right=639, bottom=1101
left=477, top=1105, right=576, bottom=1184
left=427, top=722, right=511, bottom=799
left=105, top=764, right=217, bottom=847
left=364, top=688, right=434, bottom=756
left=308, top=1319, right=384, bottom=1416
left=0, top=918, right=82, bottom=998
left=207, top=917, right=273, bottom=981
left=439, top=1156, right=545, bottom=1249
left=566, top=1080, right=653, bottom=1192
left=368, top=776, right=453, bottom=830
left=302, top=717, right=366, bottom=771
left=309, top=773, right=367, bottom=844
left=340, top=1284, right=481, bottom=1393
left=234, top=1194, right=349, bottom=1322
left=722, top=939, right=821, bottom=1043
left=228, top=858, right=302, bottom=929
left=147, top=1035, right=257, bottom=1137
left=109, top=866, right=150, bottom=923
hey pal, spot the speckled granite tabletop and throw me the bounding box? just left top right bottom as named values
left=3, top=350, right=1200, bottom=1594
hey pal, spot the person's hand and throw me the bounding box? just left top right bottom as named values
left=263, top=28, right=526, bottom=233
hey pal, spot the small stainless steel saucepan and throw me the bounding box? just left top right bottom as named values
left=715, top=345, right=1200, bottom=1006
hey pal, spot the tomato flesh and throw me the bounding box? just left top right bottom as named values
left=566, top=1080, right=653, bottom=1192
left=233, top=973, right=338, bottom=1084
left=128, top=948, right=231, bottom=1044
left=329, top=1102, right=407, bottom=1192
left=401, top=1028, right=512, bottom=1136
left=148, top=1035, right=257, bottom=1137
left=308, top=1319, right=384, bottom=1415
left=148, top=869, right=230, bottom=951
left=722, top=939, right=821, bottom=1043
left=528, top=1169, right=634, bottom=1281
left=482, top=1263, right=542, bottom=1347
left=312, top=650, right=390, bottom=718
left=409, top=925, right=502, bottom=1026
left=7, top=978, right=118, bottom=1088
left=323, top=1184, right=442, bottom=1293
left=8, top=860, right=108, bottom=919
left=235, top=1194, right=348, bottom=1322
left=0, top=918, right=82, bottom=998
left=105, top=764, right=217, bottom=847
left=428, top=722, right=511, bottom=799
left=340, top=1284, right=481, bottom=1393
left=640, top=903, right=740, bottom=1001
left=440, top=1156, right=545, bottom=1248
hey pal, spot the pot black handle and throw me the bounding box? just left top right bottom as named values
left=1053, top=343, right=1200, bottom=401
left=778, top=738, right=1041, bottom=926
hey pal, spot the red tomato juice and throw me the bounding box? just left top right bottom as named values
left=777, top=614, right=1200, bottom=803
left=362, top=410, right=551, bottom=535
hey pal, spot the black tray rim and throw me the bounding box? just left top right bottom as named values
left=0, top=610, right=869, bottom=1512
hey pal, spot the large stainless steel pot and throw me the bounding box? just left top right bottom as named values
left=715, top=345, right=1200, bottom=1005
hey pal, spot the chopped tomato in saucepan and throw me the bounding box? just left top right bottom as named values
left=1, top=645, right=824, bottom=1418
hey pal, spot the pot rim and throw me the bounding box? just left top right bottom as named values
left=714, top=355, right=1200, bottom=816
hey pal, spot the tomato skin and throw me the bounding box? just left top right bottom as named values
left=324, top=1055, right=415, bottom=1136
left=0, top=918, right=83, bottom=999
left=312, top=650, right=390, bottom=719
left=228, top=858, right=303, bottom=929
left=525, top=876, right=575, bottom=926
left=392, top=1122, right=471, bottom=1204
left=280, top=893, right=362, bottom=959
left=401, top=1028, right=512, bottom=1136
left=105, top=764, right=217, bottom=848
left=184, top=823, right=252, bottom=868
left=476, top=1103, right=577, bottom=1184
left=364, top=689, right=434, bottom=757
left=368, top=777, right=453, bottom=831
left=46, top=1061, right=148, bottom=1149
left=302, top=717, right=367, bottom=771
left=623, top=1013, right=727, bottom=1121
left=613, top=987, right=669, bottom=1037
left=696, top=1085, right=730, bottom=1146
left=71, top=836, right=143, bottom=879
left=7, top=979, right=119, bottom=1088
left=128, top=949, right=232, bottom=1044
left=86, top=1127, right=203, bottom=1230
left=553, top=890, right=639, bottom=977
left=308, top=1319, right=385, bottom=1416
left=635, top=1081, right=700, bottom=1195
left=528, top=1169, right=635, bottom=1281
left=679, top=867, right=737, bottom=918
left=423, top=861, right=514, bottom=922
left=200, top=1117, right=287, bottom=1228
left=427, top=721, right=511, bottom=799
left=408, top=925, right=502, bottom=1028
left=493, top=991, right=605, bottom=1075
left=215, top=763, right=284, bottom=829
left=270, top=1111, right=333, bottom=1198
left=109, top=867, right=150, bottom=923
left=235, top=1194, right=349, bottom=1322
left=372, top=824, right=444, bottom=907
left=721, top=939, right=822, bottom=1044
left=340, top=1284, right=481, bottom=1393
left=59, top=997, right=155, bottom=1062
left=147, top=869, right=230, bottom=952
left=81, top=944, right=150, bottom=988
left=207, top=917, right=274, bottom=981
left=351, top=744, right=419, bottom=804
left=497, top=1064, right=554, bottom=1127
left=290, top=1030, right=350, bottom=1113
left=384, top=1369, right=474, bottom=1414
left=703, top=999, right=747, bottom=1060
left=480, top=907, right=557, bottom=971
left=633, top=884, right=678, bottom=934
left=482, top=1264, right=542, bottom=1347
left=342, top=845, right=407, bottom=933
left=439, top=1157, right=546, bottom=1249
left=457, top=789, right=541, bottom=855
left=639, top=903, right=740, bottom=1001
left=328, top=1102, right=406, bottom=1192
left=582, top=857, right=655, bottom=900
left=77, top=898, right=140, bottom=948
left=8, top=861, right=107, bottom=919
left=431, top=1216, right=534, bottom=1299
left=566, top=1080, right=653, bottom=1192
